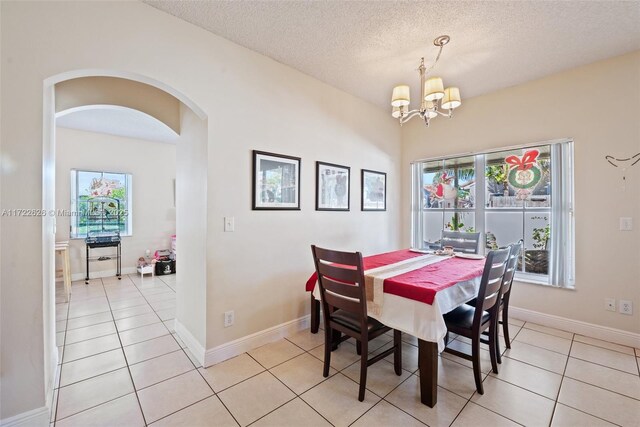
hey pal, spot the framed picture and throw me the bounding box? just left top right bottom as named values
left=361, top=169, right=386, bottom=211
left=316, top=161, right=350, bottom=211
left=252, top=150, right=301, bottom=210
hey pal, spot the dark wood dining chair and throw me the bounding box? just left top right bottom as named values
left=311, top=245, right=402, bottom=402
left=466, top=240, right=523, bottom=364
left=442, top=247, right=510, bottom=394
left=441, top=231, right=481, bottom=254
left=496, top=240, right=523, bottom=360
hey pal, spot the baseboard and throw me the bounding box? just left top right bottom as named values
left=175, top=320, right=206, bottom=367
left=0, top=406, right=49, bottom=427
left=510, top=306, right=640, bottom=349
left=44, top=349, right=59, bottom=419
left=204, top=315, right=310, bottom=367
left=70, top=267, right=136, bottom=282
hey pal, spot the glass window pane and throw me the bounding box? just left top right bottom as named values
left=444, top=211, right=475, bottom=233
left=485, top=211, right=523, bottom=250
left=524, top=145, right=551, bottom=208
left=524, top=213, right=550, bottom=275
left=423, top=210, right=444, bottom=249
left=73, top=170, right=131, bottom=237
left=485, top=150, right=523, bottom=208
left=444, top=156, right=475, bottom=209
left=486, top=146, right=552, bottom=209
left=422, top=160, right=446, bottom=209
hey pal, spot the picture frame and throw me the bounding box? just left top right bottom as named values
left=316, top=161, right=350, bottom=211
left=252, top=150, right=301, bottom=210
left=361, top=169, right=387, bottom=211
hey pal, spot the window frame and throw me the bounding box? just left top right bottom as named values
left=411, top=138, right=574, bottom=288
left=70, top=169, right=133, bottom=239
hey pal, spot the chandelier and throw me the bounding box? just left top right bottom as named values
left=391, top=35, right=462, bottom=127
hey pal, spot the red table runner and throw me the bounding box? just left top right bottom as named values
left=306, top=249, right=485, bottom=305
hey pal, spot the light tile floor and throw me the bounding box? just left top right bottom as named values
left=52, top=276, right=640, bottom=426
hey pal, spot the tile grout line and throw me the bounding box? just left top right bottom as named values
left=518, top=322, right=636, bottom=357
left=57, top=282, right=637, bottom=426
left=459, top=321, right=546, bottom=427
left=56, top=327, right=175, bottom=370
left=304, top=322, right=640, bottom=424
left=245, top=349, right=336, bottom=427
left=304, top=334, right=424, bottom=426
left=101, top=276, right=150, bottom=427
left=121, top=274, right=188, bottom=425
left=551, top=334, right=627, bottom=426
left=55, top=275, right=179, bottom=424
left=51, top=277, right=77, bottom=424
left=566, top=354, right=640, bottom=376
left=54, top=278, right=107, bottom=421
left=191, top=366, right=243, bottom=427
left=346, top=372, right=426, bottom=427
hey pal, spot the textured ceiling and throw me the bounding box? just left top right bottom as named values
left=145, top=1, right=640, bottom=110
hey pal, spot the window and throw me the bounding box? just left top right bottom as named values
left=70, top=170, right=133, bottom=238
left=411, top=139, right=574, bottom=288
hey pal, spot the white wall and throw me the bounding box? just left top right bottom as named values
left=54, top=127, right=176, bottom=279
left=402, top=51, right=640, bottom=334
left=0, top=1, right=401, bottom=420
left=175, top=105, right=208, bottom=352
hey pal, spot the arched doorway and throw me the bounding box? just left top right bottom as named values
left=42, top=70, right=209, bottom=411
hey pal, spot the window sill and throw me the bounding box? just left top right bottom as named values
left=514, top=274, right=575, bottom=290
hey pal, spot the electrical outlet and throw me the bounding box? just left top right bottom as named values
left=605, top=298, right=616, bottom=312
left=619, top=300, right=633, bottom=315
left=224, top=310, right=234, bottom=327
left=619, top=217, right=633, bottom=231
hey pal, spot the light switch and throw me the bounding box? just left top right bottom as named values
left=224, top=217, right=235, bottom=232
left=620, top=217, right=633, bottom=231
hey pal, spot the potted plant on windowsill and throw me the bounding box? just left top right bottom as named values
left=525, top=224, right=550, bottom=274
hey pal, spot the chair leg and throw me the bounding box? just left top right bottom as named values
left=488, top=322, right=499, bottom=374
left=495, top=322, right=502, bottom=364
left=323, top=327, right=332, bottom=377
left=356, top=340, right=362, bottom=356
left=358, top=339, right=368, bottom=402
left=471, top=336, right=484, bottom=395
left=393, top=330, right=402, bottom=375
left=310, top=295, right=320, bottom=334
left=502, top=308, right=511, bottom=349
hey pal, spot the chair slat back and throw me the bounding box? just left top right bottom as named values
left=473, top=248, right=510, bottom=325
left=502, top=240, right=523, bottom=296
left=311, top=245, right=367, bottom=325
left=441, top=231, right=481, bottom=254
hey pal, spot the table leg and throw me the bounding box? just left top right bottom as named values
left=418, top=339, right=438, bottom=407
left=310, top=294, right=320, bottom=334
left=85, top=244, right=89, bottom=284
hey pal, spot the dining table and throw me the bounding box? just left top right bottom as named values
left=305, top=248, right=486, bottom=408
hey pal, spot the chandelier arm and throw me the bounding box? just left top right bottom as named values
left=400, top=110, right=423, bottom=124
left=434, top=108, right=453, bottom=118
